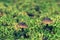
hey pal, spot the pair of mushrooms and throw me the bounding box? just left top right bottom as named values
left=18, top=17, right=52, bottom=29
left=15, top=17, right=53, bottom=38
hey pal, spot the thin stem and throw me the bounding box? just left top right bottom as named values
left=46, top=24, right=48, bottom=27
left=21, top=28, right=24, bottom=32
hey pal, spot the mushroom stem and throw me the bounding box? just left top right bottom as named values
left=46, top=24, right=48, bottom=27
left=21, top=28, right=24, bottom=32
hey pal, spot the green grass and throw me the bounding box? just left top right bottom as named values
left=0, top=0, right=60, bottom=40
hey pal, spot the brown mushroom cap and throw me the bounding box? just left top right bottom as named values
left=42, top=17, right=53, bottom=24
left=18, top=22, right=28, bottom=28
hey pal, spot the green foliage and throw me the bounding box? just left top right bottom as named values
left=0, top=0, right=60, bottom=40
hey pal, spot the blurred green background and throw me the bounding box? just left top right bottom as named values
left=0, top=0, right=60, bottom=40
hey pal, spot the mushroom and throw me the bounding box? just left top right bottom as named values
left=18, top=22, right=28, bottom=32
left=42, top=17, right=53, bottom=32
left=42, top=17, right=53, bottom=26
left=17, top=22, right=29, bottom=38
